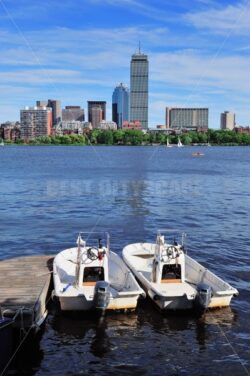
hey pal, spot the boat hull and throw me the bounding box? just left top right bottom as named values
left=148, top=289, right=194, bottom=310
left=148, top=288, right=234, bottom=311
left=58, top=294, right=140, bottom=312
left=122, top=243, right=238, bottom=312
left=53, top=249, right=144, bottom=312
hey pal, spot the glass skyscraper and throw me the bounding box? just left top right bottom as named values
left=112, top=83, right=129, bottom=128
left=130, top=50, right=148, bottom=129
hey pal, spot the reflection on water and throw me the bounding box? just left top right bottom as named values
left=6, top=296, right=245, bottom=375
left=21, top=300, right=240, bottom=376
left=1, top=146, right=250, bottom=375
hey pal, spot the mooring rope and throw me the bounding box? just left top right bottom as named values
left=207, top=310, right=250, bottom=376
left=1, top=271, right=53, bottom=375
left=0, top=322, right=35, bottom=376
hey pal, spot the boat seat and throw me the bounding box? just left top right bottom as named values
left=161, top=279, right=182, bottom=283
left=82, top=282, right=96, bottom=286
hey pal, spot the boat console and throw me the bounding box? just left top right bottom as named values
left=151, top=232, right=186, bottom=284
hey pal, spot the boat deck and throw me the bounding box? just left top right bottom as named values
left=138, top=270, right=196, bottom=297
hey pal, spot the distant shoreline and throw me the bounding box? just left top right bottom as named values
left=2, top=143, right=250, bottom=147
left=2, top=129, right=250, bottom=146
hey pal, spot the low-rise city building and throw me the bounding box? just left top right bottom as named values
left=98, top=120, right=117, bottom=130
left=55, top=121, right=92, bottom=135
left=0, top=122, right=20, bottom=141
left=234, top=126, right=250, bottom=134
left=122, top=120, right=142, bottom=129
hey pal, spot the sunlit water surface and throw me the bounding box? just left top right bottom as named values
left=0, top=146, right=249, bottom=375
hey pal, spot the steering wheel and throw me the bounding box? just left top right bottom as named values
left=87, top=247, right=99, bottom=261
left=166, top=246, right=179, bottom=259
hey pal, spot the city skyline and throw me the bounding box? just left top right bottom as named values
left=0, top=0, right=250, bottom=127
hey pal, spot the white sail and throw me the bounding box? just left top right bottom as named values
left=166, top=137, right=172, bottom=148
left=177, top=137, right=183, bottom=147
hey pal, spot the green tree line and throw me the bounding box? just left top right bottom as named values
left=12, top=129, right=250, bottom=146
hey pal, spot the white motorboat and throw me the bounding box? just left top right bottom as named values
left=53, top=232, right=145, bottom=312
left=122, top=230, right=238, bottom=311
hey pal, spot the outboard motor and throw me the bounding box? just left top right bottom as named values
left=195, top=282, right=212, bottom=310
left=93, top=281, right=110, bottom=311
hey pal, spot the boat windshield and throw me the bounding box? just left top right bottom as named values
left=83, top=267, right=104, bottom=283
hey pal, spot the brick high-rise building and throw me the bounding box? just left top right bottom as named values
left=88, top=101, right=106, bottom=125
left=20, top=106, right=52, bottom=141
left=62, top=106, right=85, bottom=122
left=36, top=99, right=61, bottom=126
left=48, top=99, right=61, bottom=125
left=91, top=106, right=103, bottom=128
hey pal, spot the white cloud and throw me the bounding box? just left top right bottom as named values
left=0, top=7, right=250, bottom=126
left=150, top=52, right=250, bottom=93
left=0, top=69, right=114, bottom=86
left=87, top=0, right=173, bottom=22
left=185, top=1, right=250, bottom=35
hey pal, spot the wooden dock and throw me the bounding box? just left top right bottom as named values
left=0, top=255, right=53, bottom=330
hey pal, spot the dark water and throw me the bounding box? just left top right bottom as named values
left=0, top=145, right=250, bottom=375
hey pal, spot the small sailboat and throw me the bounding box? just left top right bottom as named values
left=53, top=232, right=144, bottom=312
left=177, top=137, right=183, bottom=147
left=122, top=230, right=238, bottom=311
left=166, top=137, right=172, bottom=148
left=0, top=139, right=4, bottom=147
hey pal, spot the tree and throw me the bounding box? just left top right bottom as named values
left=50, top=136, right=61, bottom=145
left=89, top=129, right=101, bottom=144
left=102, top=129, right=114, bottom=145
left=156, top=132, right=166, bottom=144
left=113, top=129, right=125, bottom=144
left=142, top=132, right=150, bottom=144
left=124, top=130, right=143, bottom=145
left=36, top=135, right=51, bottom=144
left=188, top=131, right=199, bottom=144
left=60, top=135, right=71, bottom=144
left=182, top=134, right=192, bottom=145
left=197, top=132, right=208, bottom=144
left=148, top=132, right=157, bottom=144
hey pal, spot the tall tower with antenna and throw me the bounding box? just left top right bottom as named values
left=130, top=44, right=148, bottom=129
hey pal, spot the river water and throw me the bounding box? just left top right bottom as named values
left=0, top=145, right=249, bottom=375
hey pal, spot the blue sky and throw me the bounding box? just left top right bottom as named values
left=0, top=0, right=250, bottom=128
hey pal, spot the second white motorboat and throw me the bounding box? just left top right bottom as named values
left=122, top=230, right=238, bottom=311
left=53, top=232, right=145, bottom=312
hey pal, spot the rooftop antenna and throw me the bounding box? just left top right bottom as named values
left=139, top=40, right=141, bottom=54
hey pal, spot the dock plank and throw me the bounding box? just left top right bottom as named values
left=0, top=255, right=53, bottom=328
